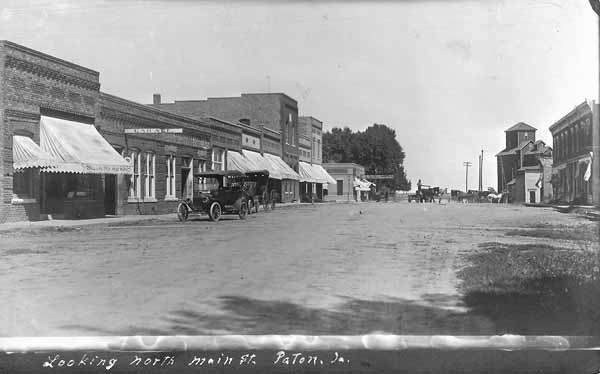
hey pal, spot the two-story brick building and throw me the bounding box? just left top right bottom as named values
left=0, top=40, right=226, bottom=222
left=549, top=101, right=594, bottom=205
left=297, top=116, right=335, bottom=201
left=150, top=93, right=301, bottom=203
left=495, top=123, right=553, bottom=204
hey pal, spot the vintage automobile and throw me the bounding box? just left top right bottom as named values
left=177, top=170, right=250, bottom=222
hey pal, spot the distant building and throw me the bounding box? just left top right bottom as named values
left=296, top=117, right=334, bottom=201
left=322, top=163, right=366, bottom=202
left=549, top=101, right=594, bottom=205
left=495, top=123, right=553, bottom=204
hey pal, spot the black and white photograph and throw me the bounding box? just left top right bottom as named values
left=0, top=0, right=600, bottom=372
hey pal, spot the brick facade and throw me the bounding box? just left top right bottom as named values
left=0, top=40, right=218, bottom=222
left=151, top=93, right=301, bottom=202
left=0, top=41, right=100, bottom=223
left=549, top=102, right=594, bottom=204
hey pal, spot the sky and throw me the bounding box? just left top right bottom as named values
left=1, top=0, right=598, bottom=190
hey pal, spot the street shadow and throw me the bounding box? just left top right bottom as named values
left=62, top=295, right=496, bottom=336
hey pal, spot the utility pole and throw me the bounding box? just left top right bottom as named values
left=478, top=149, right=484, bottom=191
left=463, top=161, right=472, bottom=192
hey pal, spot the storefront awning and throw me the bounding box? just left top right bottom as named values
left=242, top=150, right=283, bottom=179
left=40, top=116, right=132, bottom=174
left=263, top=153, right=300, bottom=180
left=353, top=177, right=373, bottom=191
left=13, top=135, right=59, bottom=170
left=312, top=164, right=337, bottom=185
left=227, top=150, right=252, bottom=173
left=298, top=161, right=318, bottom=183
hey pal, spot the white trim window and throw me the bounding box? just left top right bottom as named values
left=212, top=149, right=224, bottom=171
left=166, top=155, right=176, bottom=198
left=129, top=150, right=141, bottom=199
left=145, top=152, right=156, bottom=200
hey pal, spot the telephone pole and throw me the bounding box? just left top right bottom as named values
left=463, top=161, right=472, bottom=192
left=478, top=150, right=484, bottom=191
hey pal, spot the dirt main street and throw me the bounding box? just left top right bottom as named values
left=0, top=202, right=598, bottom=336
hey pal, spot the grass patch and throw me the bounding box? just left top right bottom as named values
left=458, top=240, right=600, bottom=334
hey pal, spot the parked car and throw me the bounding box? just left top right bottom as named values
left=177, top=170, right=250, bottom=222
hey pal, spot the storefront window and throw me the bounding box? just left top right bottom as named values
left=212, top=149, right=224, bottom=171
left=145, top=152, right=155, bottom=199
left=166, top=155, right=176, bottom=198
left=13, top=169, right=34, bottom=199
left=130, top=150, right=141, bottom=199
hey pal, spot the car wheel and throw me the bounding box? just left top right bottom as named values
left=209, top=202, right=222, bottom=222
left=177, top=203, right=189, bottom=222
left=238, top=203, right=248, bottom=220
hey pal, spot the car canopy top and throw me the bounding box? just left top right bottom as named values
left=194, top=170, right=245, bottom=178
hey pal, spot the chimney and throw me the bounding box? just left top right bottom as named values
left=153, top=94, right=161, bottom=105
left=239, top=118, right=251, bottom=126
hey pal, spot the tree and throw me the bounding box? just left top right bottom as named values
left=323, top=123, right=410, bottom=191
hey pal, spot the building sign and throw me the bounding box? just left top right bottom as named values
left=196, top=149, right=209, bottom=159
left=364, top=174, right=395, bottom=179
left=242, top=134, right=260, bottom=150
left=124, top=128, right=183, bottom=134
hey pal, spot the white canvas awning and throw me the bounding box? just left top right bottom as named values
left=242, top=150, right=282, bottom=179
left=354, top=177, right=374, bottom=191
left=12, top=135, right=58, bottom=170
left=263, top=153, right=300, bottom=180
left=298, top=161, right=318, bottom=183
left=227, top=150, right=252, bottom=173
left=40, top=116, right=132, bottom=174
left=312, top=164, right=337, bottom=185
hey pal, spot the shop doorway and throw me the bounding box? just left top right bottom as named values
left=316, top=183, right=323, bottom=200
left=42, top=173, right=65, bottom=217
left=104, top=174, right=117, bottom=215
left=529, top=190, right=536, bottom=204
left=181, top=158, right=193, bottom=200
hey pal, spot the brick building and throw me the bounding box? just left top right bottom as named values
left=549, top=101, right=594, bottom=205
left=495, top=123, right=553, bottom=204
left=297, top=116, right=335, bottom=201
left=97, top=93, right=216, bottom=216
left=0, top=40, right=224, bottom=222
left=150, top=93, right=301, bottom=202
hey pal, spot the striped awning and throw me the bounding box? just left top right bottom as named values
left=13, top=135, right=58, bottom=170
left=227, top=150, right=252, bottom=173
left=298, top=161, right=318, bottom=183
left=40, top=116, right=132, bottom=174
left=354, top=177, right=374, bottom=191
left=312, top=164, right=337, bottom=185
left=263, top=153, right=300, bottom=180
left=242, top=150, right=283, bottom=179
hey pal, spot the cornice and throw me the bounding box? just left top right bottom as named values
left=5, top=109, right=40, bottom=121
left=5, top=55, right=100, bottom=91
left=99, top=106, right=211, bottom=137
left=2, top=40, right=99, bottom=77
